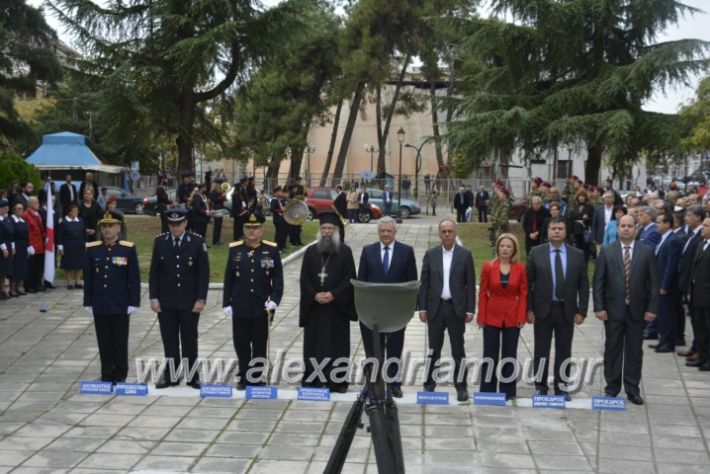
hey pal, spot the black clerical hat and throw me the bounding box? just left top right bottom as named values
left=318, top=212, right=340, bottom=227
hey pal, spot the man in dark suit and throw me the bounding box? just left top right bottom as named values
left=332, top=184, right=347, bottom=242
left=677, top=205, right=704, bottom=358
left=526, top=216, right=589, bottom=400
left=417, top=219, right=475, bottom=401
left=149, top=209, right=209, bottom=389
left=383, top=185, right=393, bottom=216
left=358, top=216, right=417, bottom=397
left=593, top=214, right=659, bottom=405
left=522, top=196, right=551, bottom=256
left=649, top=213, right=682, bottom=353
left=637, top=206, right=661, bottom=249
left=453, top=186, right=470, bottom=223
left=357, top=185, right=369, bottom=218
left=79, top=172, right=99, bottom=203
left=59, top=174, right=77, bottom=217
left=474, top=186, right=490, bottom=223
left=188, top=184, right=209, bottom=239
left=155, top=176, right=172, bottom=234
left=689, top=217, right=710, bottom=371
left=591, top=191, right=615, bottom=247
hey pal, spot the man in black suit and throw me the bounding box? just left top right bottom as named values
left=453, top=185, right=470, bottom=223
left=79, top=172, right=99, bottom=203
left=358, top=216, right=417, bottom=397
left=155, top=176, right=172, bottom=233
left=332, top=184, right=347, bottom=242
left=417, top=219, right=475, bottom=401
left=357, top=185, right=369, bottom=219
left=649, top=213, right=682, bottom=353
left=690, top=217, right=710, bottom=371
left=149, top=209, right=209, bottom=389
left=474, top=186, right=490, bottom=223
left=527, top=217, right=589, bottom=400
left=522, top=196, right=551, bottom=256
left=593, top=214, right=659, bottom=405
left=677, top=205, right=705, bottom=360
left=59, top=174, right=77, bottom=217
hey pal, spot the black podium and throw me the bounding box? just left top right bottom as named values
left=325, top=280, right=419, bottom=474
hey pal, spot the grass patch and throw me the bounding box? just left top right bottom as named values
left=53, top=215, right=318, bottom=283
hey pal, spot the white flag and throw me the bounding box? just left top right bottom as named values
left=44, top=182, right=55, bottom=285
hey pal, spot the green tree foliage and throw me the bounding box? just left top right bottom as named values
left=447, top=0, right=709, bottom=184
left=0, top=149, right=42, bottom=191
left=681, top=75, right=710, bottom=151
left=231, top=0, right=341, bottom=183
left=47, top=0, right=300, bottom=175
left=0, top=0, right=61, bottom=147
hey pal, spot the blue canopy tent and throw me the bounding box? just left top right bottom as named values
left=26, top=132, right=124, bottom=186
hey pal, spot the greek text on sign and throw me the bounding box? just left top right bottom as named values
left=473, top=392, right=507, bottom=406
left=416, top=391, right=450, bottom=405
left=115, top=383, right=148, bottom=396
left=200, top=384, right=233, bottom=398
left=80, top=381, right=113, bottom=395
left=592, top=396, right=626, bottom=410
left=532, top=394, right=566, bottom=409
left=297, top=387, right=330, bottom=401
left=246, top=386, right=278, bottom=400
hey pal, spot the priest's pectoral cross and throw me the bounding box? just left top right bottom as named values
left=318, top=266, right=328, bottom=286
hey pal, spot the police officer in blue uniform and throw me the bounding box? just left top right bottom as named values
left=83, top=211, right=140, bottom=383
left=149, top=208, right=209, bottom=389
left=223, top=211, right=284, bottom=389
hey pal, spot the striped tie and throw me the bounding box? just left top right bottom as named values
left=624, top=246, right=631, bottom=302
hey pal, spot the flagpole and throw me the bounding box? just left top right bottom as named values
left=43, top=181, right=55, bottom=286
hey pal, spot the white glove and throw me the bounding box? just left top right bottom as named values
left=28, top=245, right=35, bottom=256
left=265, top=301, right=278, bottom=311
left=127, top=306, right=139, bottom=315
left=58, top=245, right=64, bottom=253
left=223, top=306, right=233, bottom=317
left=84, top=306, right=93, bottom=316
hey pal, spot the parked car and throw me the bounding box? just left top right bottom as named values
left=306, top=187, right=382, bottom=223
left=142, top=189, right=177, bottom=216
left=365, top=188, right=421, bottom=218
left=510, top=194, right=528, bottom=221
left=104, top=186, right=145, bottom=214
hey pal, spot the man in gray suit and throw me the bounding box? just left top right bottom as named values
left=593, top=214, right=659, bottom=405
left=417, top=219, right=475, bottom=401
left=526, top=216, right=589, bottom=400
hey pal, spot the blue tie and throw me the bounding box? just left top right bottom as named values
left=383, top=246, right=390, bottom=275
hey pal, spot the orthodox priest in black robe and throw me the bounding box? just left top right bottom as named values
left=299, top=212, right=357, bottom=392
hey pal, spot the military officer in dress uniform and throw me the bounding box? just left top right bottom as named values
left=223, top=211, right=284, bottom=389
left=149, top=209, right=209, bottom=389
left=83, top=211, right=140, bottom=384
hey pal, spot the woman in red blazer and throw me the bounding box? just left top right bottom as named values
left=477, top=233, right=527, bottom=399
left=22, top=197, right=46, bottom=293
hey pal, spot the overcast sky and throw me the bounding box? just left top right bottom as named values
left=30, top=0, right=710, bottom=114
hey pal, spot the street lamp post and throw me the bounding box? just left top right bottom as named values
left=305, top=145, right=315, bottom=187
left=364, top=144, right=377, bottom=172
left=405, top=141, right=428, bottom=200
left=397, top=127, right=405, bottom=211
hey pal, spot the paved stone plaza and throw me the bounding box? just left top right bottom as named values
left=1, top=216, right=709, bottom=473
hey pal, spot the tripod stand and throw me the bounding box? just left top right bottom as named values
left=324, top=280, right=418, bottom=474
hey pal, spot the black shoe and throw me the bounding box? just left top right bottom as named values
left=0, top=293, right=6, bottom=300
left=648, top=343, right=660, bottom=349
left=328, top=384, right=348, bottom=394
left=155, top=377, right=177, bottom=389
left=26, top=288, right=37, bottom=294
left=423, top=383, right=436, bottom=392
left=456, top=388, right=469, bottom=402
left=236, top=381, right=246, bottom=391
left=604, top=389, right=619, bottom=398
left=390, top=386, right=403, bottom=398
left=655, top=344, right=675, bottom=353
left=187, top=381, right=201, bottom=389
left=675, top=338, right=687, bottom=347
left=627, top=393, right=644, bottom=405
left=686, top=359, right=708, bottom=368
left=642, top=333, right=658, bottom=340
left=67, top=284, right=75, bottom=290
left=699, top=362, right=710, bottom=372
left=45, top=282, right=56, bottom=289
left=75, top=283, right=83, bottom=289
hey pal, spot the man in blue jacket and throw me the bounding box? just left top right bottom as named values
left=650, top=213, right=682, bottom=353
